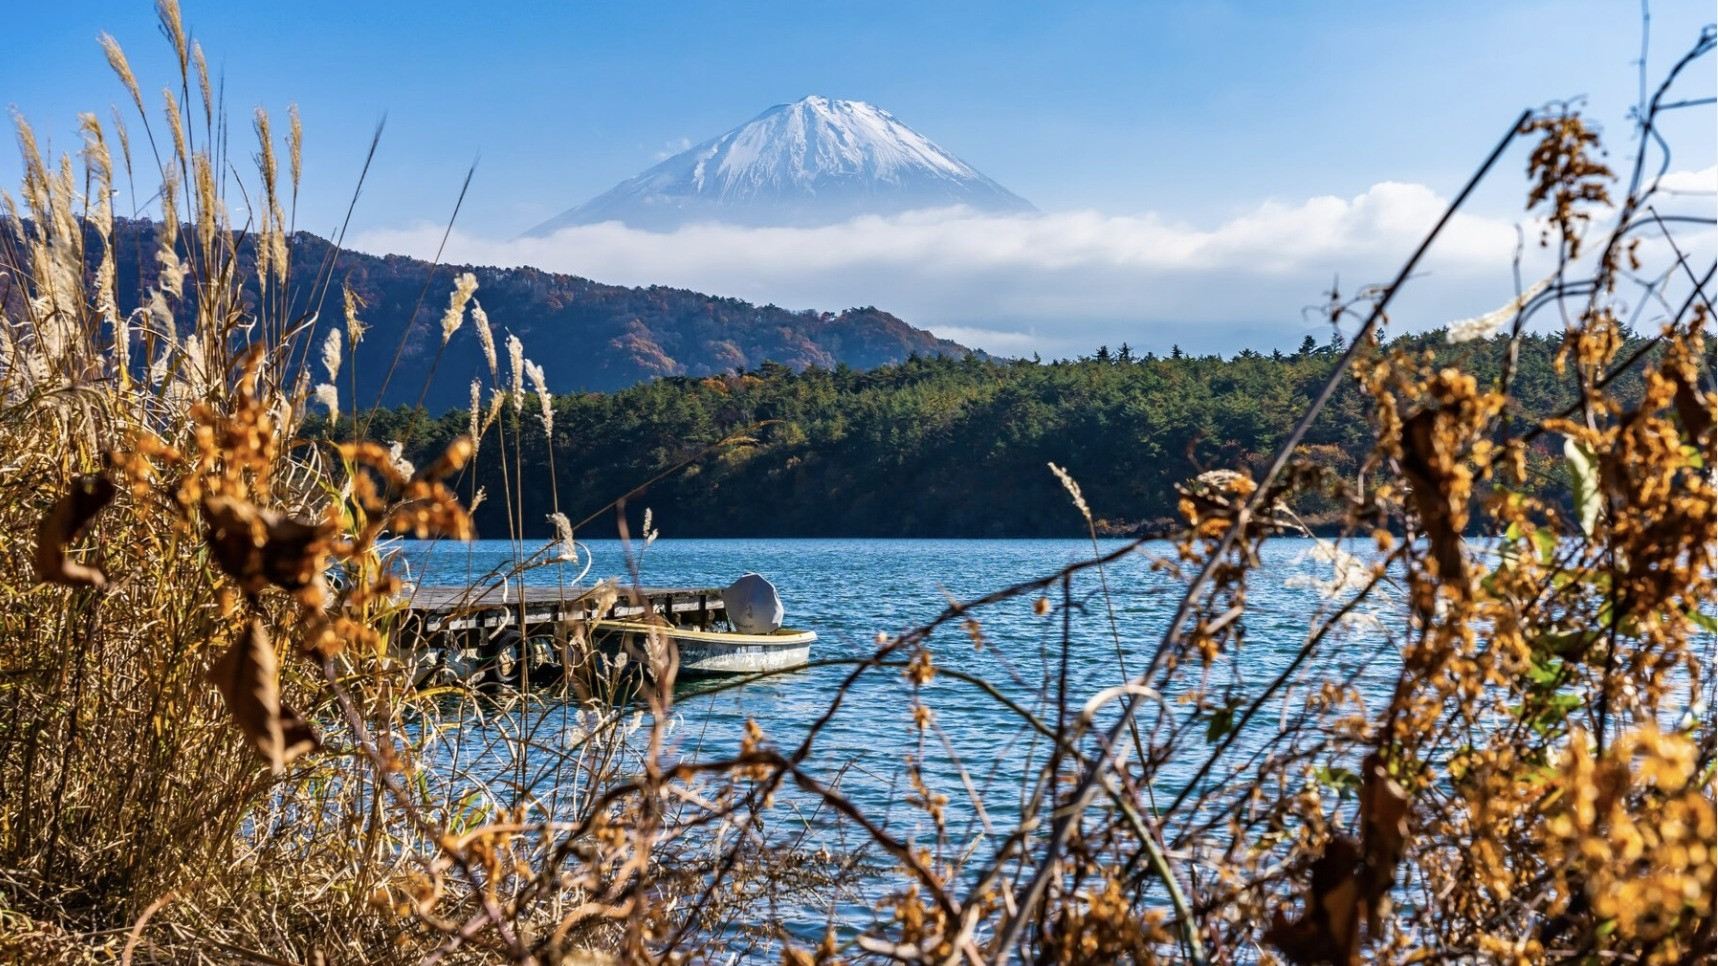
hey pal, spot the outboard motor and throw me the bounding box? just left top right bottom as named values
left=723, top=573, right=784, bottom=634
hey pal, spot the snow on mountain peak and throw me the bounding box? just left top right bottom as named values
left=528, top=96, right=1034, bottom=234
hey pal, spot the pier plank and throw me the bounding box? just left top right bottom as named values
left=402, top=585, right=725, bottom=632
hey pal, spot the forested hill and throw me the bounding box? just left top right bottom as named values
left=359, top=332, right=1620, bottom=539
left=90, top=219, right=972, bottom=411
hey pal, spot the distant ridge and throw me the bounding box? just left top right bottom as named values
left=81, top=220, right=974, bottom=413
left=529, top=95, right=1034, bottom=233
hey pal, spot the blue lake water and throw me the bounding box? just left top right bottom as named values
left=393, top=536, right=1401, bottom=948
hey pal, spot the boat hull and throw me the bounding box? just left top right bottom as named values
left=592, top=620, right=815, bottom=676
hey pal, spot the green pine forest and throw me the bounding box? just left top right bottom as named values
left=346, top=329, right=1636, bottom=539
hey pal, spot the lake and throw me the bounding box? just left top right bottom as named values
left=393, top=535, right=1400, bottom=951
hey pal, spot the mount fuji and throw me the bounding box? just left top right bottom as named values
left=527, top=95, right=1035, bottom=234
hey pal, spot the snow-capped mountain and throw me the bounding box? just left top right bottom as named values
left=527, top=95, right=1035, bottom=234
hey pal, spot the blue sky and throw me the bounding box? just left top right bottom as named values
left=3, top=2, right=1714, bottom=357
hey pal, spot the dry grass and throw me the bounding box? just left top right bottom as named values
left=0, top=5, right=1712, bottom=964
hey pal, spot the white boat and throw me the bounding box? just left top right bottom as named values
left=401, top=574, right=814, bottom=689
left=591, top=619, right=816, bottom=676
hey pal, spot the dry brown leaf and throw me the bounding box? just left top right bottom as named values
left=1671, top=369, right=1714, bottom=447
left=202, top=495, right=334, bottom=597
left=1263, top=836, right=1362, bottom=965
left=1265, top=759, right=1410, bottom=964
left=1398, top=409, right=1464, bottom=589
left=1358, top=753, right=1411, bottom=939
left=35, top=474, right=117, bottom=588
left=206, top=618, right=320, bottom=774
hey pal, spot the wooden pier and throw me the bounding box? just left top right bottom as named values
left=396, top=584, right=730, bottom=688
left=405, top=585, right=727, bottom=633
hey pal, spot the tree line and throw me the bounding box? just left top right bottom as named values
left=341, top=330, right=1634, bottom=539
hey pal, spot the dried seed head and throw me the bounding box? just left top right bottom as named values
left=1447, top=273, right=1554, bottom=344
left=342, top=285, right=367, bottom=345
left=507, top=334, right=525, bottom=411
left=161, top=88, right=189, bottom=178
left=386, top=441, right=415, bottom=480
left=440, top=272, right=478, bottom=344
left=1048, top=461, right=1090, bottom=521
left=99, top=34, right=145, bottom=116
left=548, top=512, right=577, bottom=562
left=525, top=360, right=552, bottom=436
left=467, top=380, right=483, bottom=456
left=320, top=328, right=342, bottom=381
left=157, top=0, right=189, bottom=77
left=471, top=299, right=497, bottom=377
left=287, top=104, right=303, bottom=196
left=192, top=41, right=212, bottom=124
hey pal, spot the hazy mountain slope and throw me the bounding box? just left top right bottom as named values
left=87, top=220, right=972, bottom=412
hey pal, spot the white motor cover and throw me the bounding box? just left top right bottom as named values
left=723, top=572, right=784, bottom=634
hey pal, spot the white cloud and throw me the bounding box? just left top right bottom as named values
left=350, top=176, right=1712, bottom=359
left=1657, top=165, right=1716, bottom=194
left=929, top=325, right=1044, bottom=350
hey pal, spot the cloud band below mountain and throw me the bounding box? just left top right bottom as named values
left=353, top=173, right=1714, bottom=359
